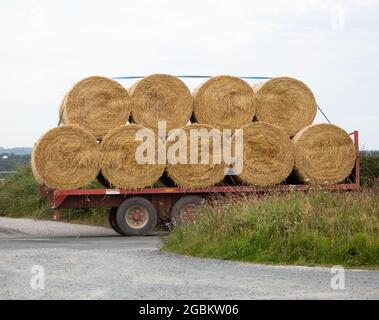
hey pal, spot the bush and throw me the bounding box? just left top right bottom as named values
left=0, top=165, right=46, bottom=217
left=163, top=190, right=379, bottom=268
left=0, top=165, right=109, bottom=226
left=360, top=153, right=379, bottom=187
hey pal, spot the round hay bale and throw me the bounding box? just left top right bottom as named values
left=100, top=124, right=165, bottom=188
left=193, top=76, right=256, bottom=130
left=236, top=122, right=294, bottom=186
left=166, top=124, right=225, bottom=188
left=292, top=124, right=356, bottom=184
left=255, top=77, right=317, bottom=137
left=31, top=125, right=100, bottom=189
left=129, top=74, right=193, bottom=132
left=61, top=76, right=130, bottom=139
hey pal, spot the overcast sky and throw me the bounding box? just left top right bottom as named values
left=0, top=0, right=378, bottom=149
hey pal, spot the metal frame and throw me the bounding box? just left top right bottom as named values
left=39, top=131, right=360, bottom=219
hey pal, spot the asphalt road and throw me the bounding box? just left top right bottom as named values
left=0, top=218, right=378, bottom=299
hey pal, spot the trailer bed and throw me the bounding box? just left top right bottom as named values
left=39, top=131, right=359, bottom=206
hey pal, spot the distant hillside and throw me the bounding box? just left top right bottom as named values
left=0, top=147, right=32, bottom=155
left=0, top=153, right=30, bottom=177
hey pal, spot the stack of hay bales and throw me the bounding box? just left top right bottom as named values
left=32, top=76, right=132, bottom=189
left=31, top=74, right=357, bottom=190
left=251, top=77, right=356, bottom=185
left=32, top=74, right=194, bottom=190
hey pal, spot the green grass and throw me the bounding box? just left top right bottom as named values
left=163, top=190, right=379, bottom=268
left=0, top=165, right=109, bottom=226
left=1, top=154, right=379, bottom=256
left=0, top=165, right=165, bottom=227
left=0, top=165, right=46, bottom=218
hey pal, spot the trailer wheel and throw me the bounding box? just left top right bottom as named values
left=108, top=207, right=124, bottom=235
left=171, top=195, right=205, bottom=225
left=116, top=197, right=157, bottom=236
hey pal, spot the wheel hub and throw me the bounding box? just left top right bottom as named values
left=132, top=212, right=141, bottom=221
left=125, top=205, right=149, bottom=229
left=179, top=204, right=197, bottom=222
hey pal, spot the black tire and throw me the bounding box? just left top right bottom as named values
left=108, top=207, right=124, bottom=235
left=116, top=197, right=158, bottom=236
left=171, top=195, right=205, bottom=225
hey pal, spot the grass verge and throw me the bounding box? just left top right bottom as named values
left=0, top=165, right=109, bottom=227
left=163, top=190, right=379, bottom=268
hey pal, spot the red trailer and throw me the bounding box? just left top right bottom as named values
left=38, top=131, right=360, bottom=236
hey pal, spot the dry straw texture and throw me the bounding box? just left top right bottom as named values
left=60, top=76, right=130, bottom=140
left=100, top=124, right=165, bottom=188
left=292, top=124, right=356, bottom=184
left=193, top=76, right=256, bottom=130
left=129, top=74, right=193, bottom=132
left=31, top=125, right=100, bottom=189
left=236, top=122, right=294, bottom=186
left=255, top=77, right=317, bottom=137
left=166, top=124, right=226, bottom=188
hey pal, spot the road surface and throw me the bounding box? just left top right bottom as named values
left=0, top=217, right=378, bottom=299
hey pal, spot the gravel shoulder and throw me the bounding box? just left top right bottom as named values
left=0, top=217, right=117, bottom=238
left=0, top=217, right=378, bottom=299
